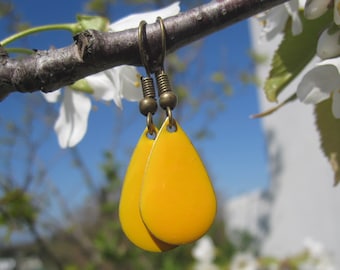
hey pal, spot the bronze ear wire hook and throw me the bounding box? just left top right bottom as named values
left=155, top=17, right=177, bottom=130
left=138, top=20, right=157, bottom=137
left=138, top=18, right=177, bottom=131
left=138, top=20, right=151, bottom=76
left=156, top=17, right=166, bottom=71
left=138, top=18, right=166, bottom=74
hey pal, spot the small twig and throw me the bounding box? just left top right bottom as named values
left=251, top=93, right=297, bottom=118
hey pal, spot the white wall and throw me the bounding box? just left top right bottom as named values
left=249, top=17, right=340, bottom=265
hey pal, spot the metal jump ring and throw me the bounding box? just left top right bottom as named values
left=146, top=112, right=157, bottom=136
left=166, top=106, right=176, bottom=130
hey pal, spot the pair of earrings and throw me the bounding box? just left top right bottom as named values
left=119, top=18, right=217, bottom=252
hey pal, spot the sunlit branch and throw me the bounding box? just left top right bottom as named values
left=0, top=0, right=288, bottom=100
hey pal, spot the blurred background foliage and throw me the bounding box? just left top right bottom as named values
left=0, top=0, right=257, bottom=269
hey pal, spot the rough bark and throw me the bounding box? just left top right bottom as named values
left=0, top=0, right=288, bottom=99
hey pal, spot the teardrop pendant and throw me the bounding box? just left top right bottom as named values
left=119, top=127, right=176, bottom=252
left=140, top=117, right=217, bottom=245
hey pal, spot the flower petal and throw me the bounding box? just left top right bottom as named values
left=285, top=0, right=302, bottom=35
left=54, top=89, right=91, bottom=148
left=303, top=237, right=325, bottom=258
left=86, top=69, right=126, bottom=108
left=109, top=2, right=180, bottom=32
left=192, top=236, right=216, bottom=263
left=297, top=63, right=340, bottom=104
left=299, top=0, right=307, bottom=7
left=85, top=65, right=142, bottom=109
left=257, top=0, right=302, bottom=40
left=304, top=0, right=331, bottom=20
left=116, top=65, right=143, bottom=102
left=42, top=89, right=62, bottom=103
left=317, top=27, right=340, bottom=59
left=230, top=253, right=258, bottom=270
left=320, top=57, right=340, bottom=73
left=332, top=90, right=340, bottom=118
left=85, top=70, right=116, bottom=101
left=259, top=6, right=288, bottom=40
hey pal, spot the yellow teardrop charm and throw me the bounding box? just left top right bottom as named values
left=119, top=127, right=176, bottom=252
left=140, top=118, right=217, bottom=245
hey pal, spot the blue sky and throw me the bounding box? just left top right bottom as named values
left=0, top=0, right=269, bottom=215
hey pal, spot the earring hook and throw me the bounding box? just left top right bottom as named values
left=156, top=17, right=166, bottom=70
left=138, top=18, right=167, bottom=74
left=138, top=20, right=151, bottom=76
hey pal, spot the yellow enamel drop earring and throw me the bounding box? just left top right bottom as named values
left=139, top=18, right=217, bottom=245
left=118, top=20, right=176, bottom=252
left=120, top=17, right=217, bottom=251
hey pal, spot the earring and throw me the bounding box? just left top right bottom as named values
left=139, top=18, right=216, bottom=246
left=118, top=20, right=176, bottom=252
left=120, top=17, right=217, bottom=251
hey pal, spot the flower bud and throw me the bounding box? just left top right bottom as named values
left=304, top=0, right=331, bottom=20
left=317, top=25, right=340, bottom=59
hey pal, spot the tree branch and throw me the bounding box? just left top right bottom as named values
left=0, top=0, right=288, bottom=99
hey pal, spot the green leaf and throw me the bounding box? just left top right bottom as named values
left=264, top=11, right=332, bottom=102
left=315, top=99, right=340, bottom=185
left=76, top=14, right=109, bottom=32
left=0, top=189, right=38, bottom=225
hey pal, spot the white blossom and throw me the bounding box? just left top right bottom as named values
left=303, top=237, right=326, bottom=258
left=304, top=0, right=340, bottom=61
left=304, top=0, right=340, bottom=26
left=230, top=253, right=258, bottom=270
left=297, top=58, right=340, bottom=119
left=299, top=238, right=336, bottom=270
left=304, top=0, right=331, bottom=20
left=85, top=65, right=142, bottom=109
left=257, top=0, right=302, bottom=40
left=192, top=236, right=218, bottom=270
left=192, top=236, right=216, bottom=263
left=44, top=89, right=91, bottom=148
left=317, top=26, right=340, bottom=59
